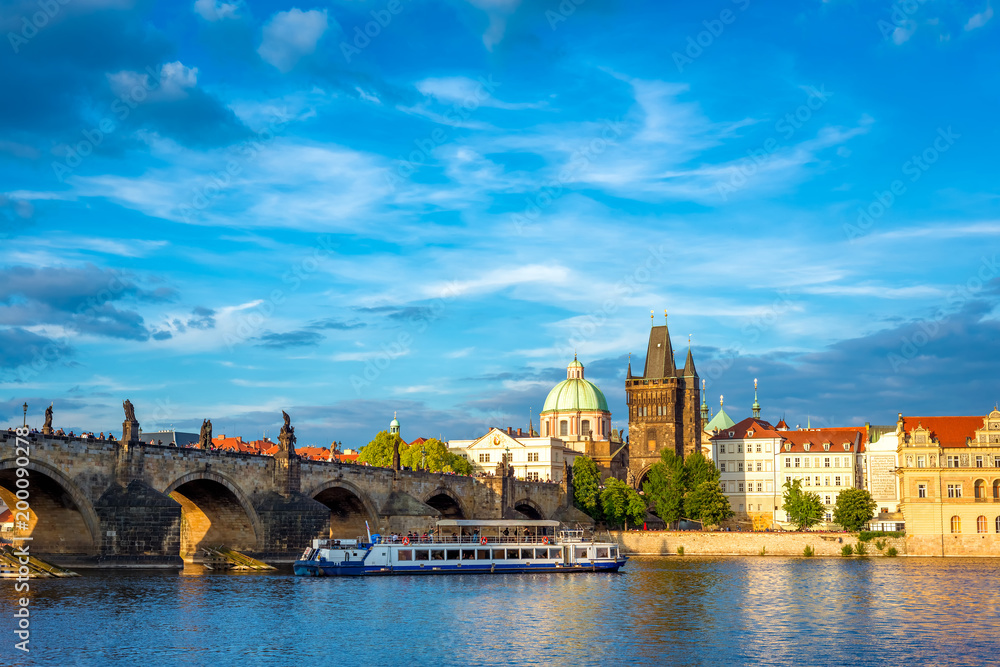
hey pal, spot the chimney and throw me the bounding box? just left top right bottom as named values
left=507, top=427, right=513, bottom=435
left=517, top=428, right=523, bottom=437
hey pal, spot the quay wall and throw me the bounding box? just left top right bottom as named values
left=610, top=531, right=907, bottom=557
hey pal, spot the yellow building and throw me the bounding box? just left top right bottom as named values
left=898, top=409, right=1000, bottom=556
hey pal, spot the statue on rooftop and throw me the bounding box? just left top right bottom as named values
left=278, top=410, right=297, bottom=457
left=43, top=404, right=53, bottom=435
left=123, top=399, right=136, bottom=422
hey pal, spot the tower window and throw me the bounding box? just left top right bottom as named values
left=560, top=421, right=568, bottom=436
left=581, top=420, right=591, bottom=436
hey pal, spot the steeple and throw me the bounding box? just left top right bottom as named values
left=700, top=379, right=709, bottom=421
left=626, top=353, right=632, bottom=379
left=683, top=336, right=697, bottom=377
left=641, top=310, right=676, bottom=378
left=389, top=411, right=400, bottom=436
left=752, top=378, right=761, bottom=419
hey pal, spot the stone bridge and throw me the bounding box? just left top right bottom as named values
left=0, top=431, right=589, bottom=567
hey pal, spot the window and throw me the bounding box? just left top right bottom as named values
left=756, top=482, right=763, bottom=493
left=975, top=480, right=985, bottom=499
left=947, top=455, right=960, bottom=468
left=976, top=456, right=984, bottom=468
left=824, top=457, right=831, bottom=468
left=804, top=458, right=811, bottom=468
left=814, top=476, right=820, bottom=486
left=834, top=457, right=840, bottom=468
left=398, top=550, right=413, bottom=561
left=581, top=420, right=591, bottom=436
left=785, top=457, right=791, bottom=468
left=805, top=477, right=811, bottom=487
left=477, top=549, right=490, bottom=560
left=917, top=456, right=925, bottom=468
left=824, top=476, right=830, bottom=486
left=996, top=516, right=1000, bottom=534
left=995, top=456, right=1000, bottom=468
left=479, top=453, right=490, bottom=463
left=825, top=496, right=831, bottom=505
left=461, top=549, right=476, bottom=560
left=918, top=484, right=927, bottom=498
left=560, top=420, right=568, bottom=436
left=493, top=549, right=506, bottom=560
left=951, top=516, right=961, bottom=533
left=995, top=480, right=1000, bottom=498
left=720, top=462, right=726, bottom=472
left=756, top=443, right=762, bottom=453
left=738, top=482, right=745, bottom=493
left=737, top=443, right=743, bottom=453
left=527, top=452, right=539, bottom=462
left=543, top=422, right=548, bottom=436
left=794, top=457, right=801, bottom=468
left=835, top=476, right=841, bottom=486
left=738, top=462, right=744, bottom=472
left=720, top=482, right=726, bottom=493
left=447, top=550, right=460, bottom=560
left=947, top=484, right=962, bottom=498
left=977, top=516, right=987, bottom=533
left=756, top=462, right=762, bottom=472
left=739, top=504, right=744, bottom=511
left=415, top=550, right=430, bottom=561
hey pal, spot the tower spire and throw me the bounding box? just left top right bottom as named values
left=752, top=378, right=761, bottom=419
left=626, top=353, right=632, bottom=379
left=700, top=379, right=709, bottom=421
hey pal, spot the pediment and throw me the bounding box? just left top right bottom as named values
left=467, top=428, right=524, bottom=450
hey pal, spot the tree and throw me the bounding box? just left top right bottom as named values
left=682, top=452, right=722, bottom=522
left=782, top=479, right=825, bottom=530
left=399, top=438, right=471, bottom=474
left=600, top=478, right=646, bottom=529
left=642, top=450, right=685, bottom=526
left=572, top=456, right=603, bottom=521
left=833, top=488, right=878, bottom=531
left=686, top=480, right=734, bottom=527
left=358, top=430, right=403, bottom=468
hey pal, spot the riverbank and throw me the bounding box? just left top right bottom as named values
left=610, top=530, right=907, bottom=557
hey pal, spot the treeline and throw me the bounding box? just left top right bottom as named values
left=358, top=431, right=473, bottom=475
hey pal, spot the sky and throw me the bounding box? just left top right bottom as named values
left=1, top=0, right=999, bottom=447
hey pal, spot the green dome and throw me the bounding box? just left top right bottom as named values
left=705, top=407, right=735, bottom=433
left=541, top=357, right=609, bottom=414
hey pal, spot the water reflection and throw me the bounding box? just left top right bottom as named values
left=4, top=558, right=1000, bottom=666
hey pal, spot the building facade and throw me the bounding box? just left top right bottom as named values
left=448, top=427, right=579, bottom=482
left=774, top=427, right=866, bottom=525
left=898, top=410, right=1000, bottom=556
left=627, top=313, right=701, bottom=487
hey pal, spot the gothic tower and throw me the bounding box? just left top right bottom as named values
left=626, top=311, right=701, bottom=487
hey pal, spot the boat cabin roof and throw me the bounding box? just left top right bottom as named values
left=436, top=519, right=561, bottom=528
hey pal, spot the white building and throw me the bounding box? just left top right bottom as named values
left=710, top=418, right=781, bottom=526
left=448, top=427, right=580, bottom=482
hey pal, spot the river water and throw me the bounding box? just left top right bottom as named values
left=3, top=556, right=999, bottom=666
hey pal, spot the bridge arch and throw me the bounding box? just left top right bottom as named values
left=163, top=471, right=262, bottom=559
left=0, top=457, right=100, bottom=555
left=512, top=498, right=544, bottom=520
left=423, top=488, right=467, bottom=519
left=305, top=480, right=380, bottom=539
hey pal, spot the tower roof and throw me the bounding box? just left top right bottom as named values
left=642, top=325, right=676, bottom=378
left=683, top=346, right=697, bottom=377
left=542, top=358, right=609, bottom=413
left=705, top=407, right=736, bottom=433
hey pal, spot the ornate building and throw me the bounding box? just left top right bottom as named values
left=539, top=356, right=626, bottom=480
left=897, top=409, right=1000, bottom=556
left=626, top=312, right=701, bottom=487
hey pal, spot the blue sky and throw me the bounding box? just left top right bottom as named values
left=1, top=0, right=999, bottom=446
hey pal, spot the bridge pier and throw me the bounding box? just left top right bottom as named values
left=94, top=480, right=184, bottom=569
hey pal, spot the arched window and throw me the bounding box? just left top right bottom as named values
left=994, top=480, right=1000, bottom=498
left=977, top=516, right=987, bottom=533
left=543, top=422, right=548, bottom=437
left=975, top=480, right=986, bottom=498
left=560, top=420, right=568, bottom=436
left=996, top=516, right=1000, bottom=533
left=581, top=420, right=590, bottom=436
left=950, top=516, right=961, bottom=533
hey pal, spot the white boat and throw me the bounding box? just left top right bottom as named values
left=293, top=519, right=627, bottom=576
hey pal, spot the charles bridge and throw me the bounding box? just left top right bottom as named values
left=0, top=430, right=588, bottom=568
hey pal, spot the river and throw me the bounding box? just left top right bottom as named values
left=3, top=556, right=999, bottom=665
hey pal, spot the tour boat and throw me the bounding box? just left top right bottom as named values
left=293, top=519, right=627, bottom=576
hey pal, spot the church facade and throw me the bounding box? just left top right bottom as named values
left=626, top=313, right=702, bottom=487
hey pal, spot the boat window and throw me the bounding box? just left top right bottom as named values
left=596, top=547, right=609, bottom=559
left=520, top=549, right=533, bottom=559
left=461, top=549, right=476, bottom=560
left=477, top=549, right=490, bottom=560
left=549, top=548, right=562, bottom=559
left=610, top=548, right=617, bottom=558
left=447, top=550, right=460, bottom=560
left=493, top=549, right=506, bottom=560
left=415, top=550, right=429, bottom=561
left=398, top=550, right=413, bottom=561
left=506, top=549, right=520, bottom=560
left=431, top=550, right=445, bottom=561
left=575, top=548, right=588, bottom=560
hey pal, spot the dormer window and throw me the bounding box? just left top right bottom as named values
left=843, top=443, right=850, bottom=451
left=729, top=431, right=734, bottom=438
left=803, top=443, right=810, bottom=452
left=747, top=430, right=754, bottom=437
left=823, top=443, right=830, bottom=452
left=784, top=443, right=791, bottom=452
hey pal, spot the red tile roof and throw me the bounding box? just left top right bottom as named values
left=900, top=415, right=984, bottom=448
left=777, top=429, right=863, bottom=454
left=710, top=417, right=781, bottom=440
left=295, top=446, right=332, bottom=461
left=334, top=453, right=360, bottom=463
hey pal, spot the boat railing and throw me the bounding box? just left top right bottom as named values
left=371, top=535, right=573, bottom=546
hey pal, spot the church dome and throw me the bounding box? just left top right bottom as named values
left=541, top=357, right=609, bottom=414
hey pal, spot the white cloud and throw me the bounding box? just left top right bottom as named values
left=258, top=8, right=330, bottom=73
left=463, top=0, right=522, bottom=51
left=893, top=22, right=917, bottom=45
left=107, top=61, right=199, bottom=102
left=193, top=0, right=241, bottom=21
left=965, top=4, right=993, bottom=30
left=416, top=77, right=542, bottom=110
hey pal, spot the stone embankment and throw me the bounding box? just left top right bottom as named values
left=610, top=531, right=907, bottom=557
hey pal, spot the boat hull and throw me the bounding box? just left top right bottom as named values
left=293, top=557, right=628, bottom=577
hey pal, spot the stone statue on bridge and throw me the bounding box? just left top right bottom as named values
left=278, top=410, right=298, bottom=458
left=122, top=399, right=140, bottom=444
left=199, top=419, right=213, bottom=449
left=43, top=403, right=53, bottom=435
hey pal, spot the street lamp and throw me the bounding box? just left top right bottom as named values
left=22, top=402, right=28, bottom=428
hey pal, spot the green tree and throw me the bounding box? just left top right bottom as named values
left=643, top=449, right=685, bottom=526
left=833, top=488, right=878, bottom=531
left=782, top=479, right=825, bottom=530
left=682, top=452, right=722, bottom=522
left=358, top=430, right=403, bottom=468
left=600, top=478, right=646, bottom=529
left=572, top=455, right=603, bottom=521
left=399, top=438, right=472, bottom=474
left=687, top=480, right=734, bottom=527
